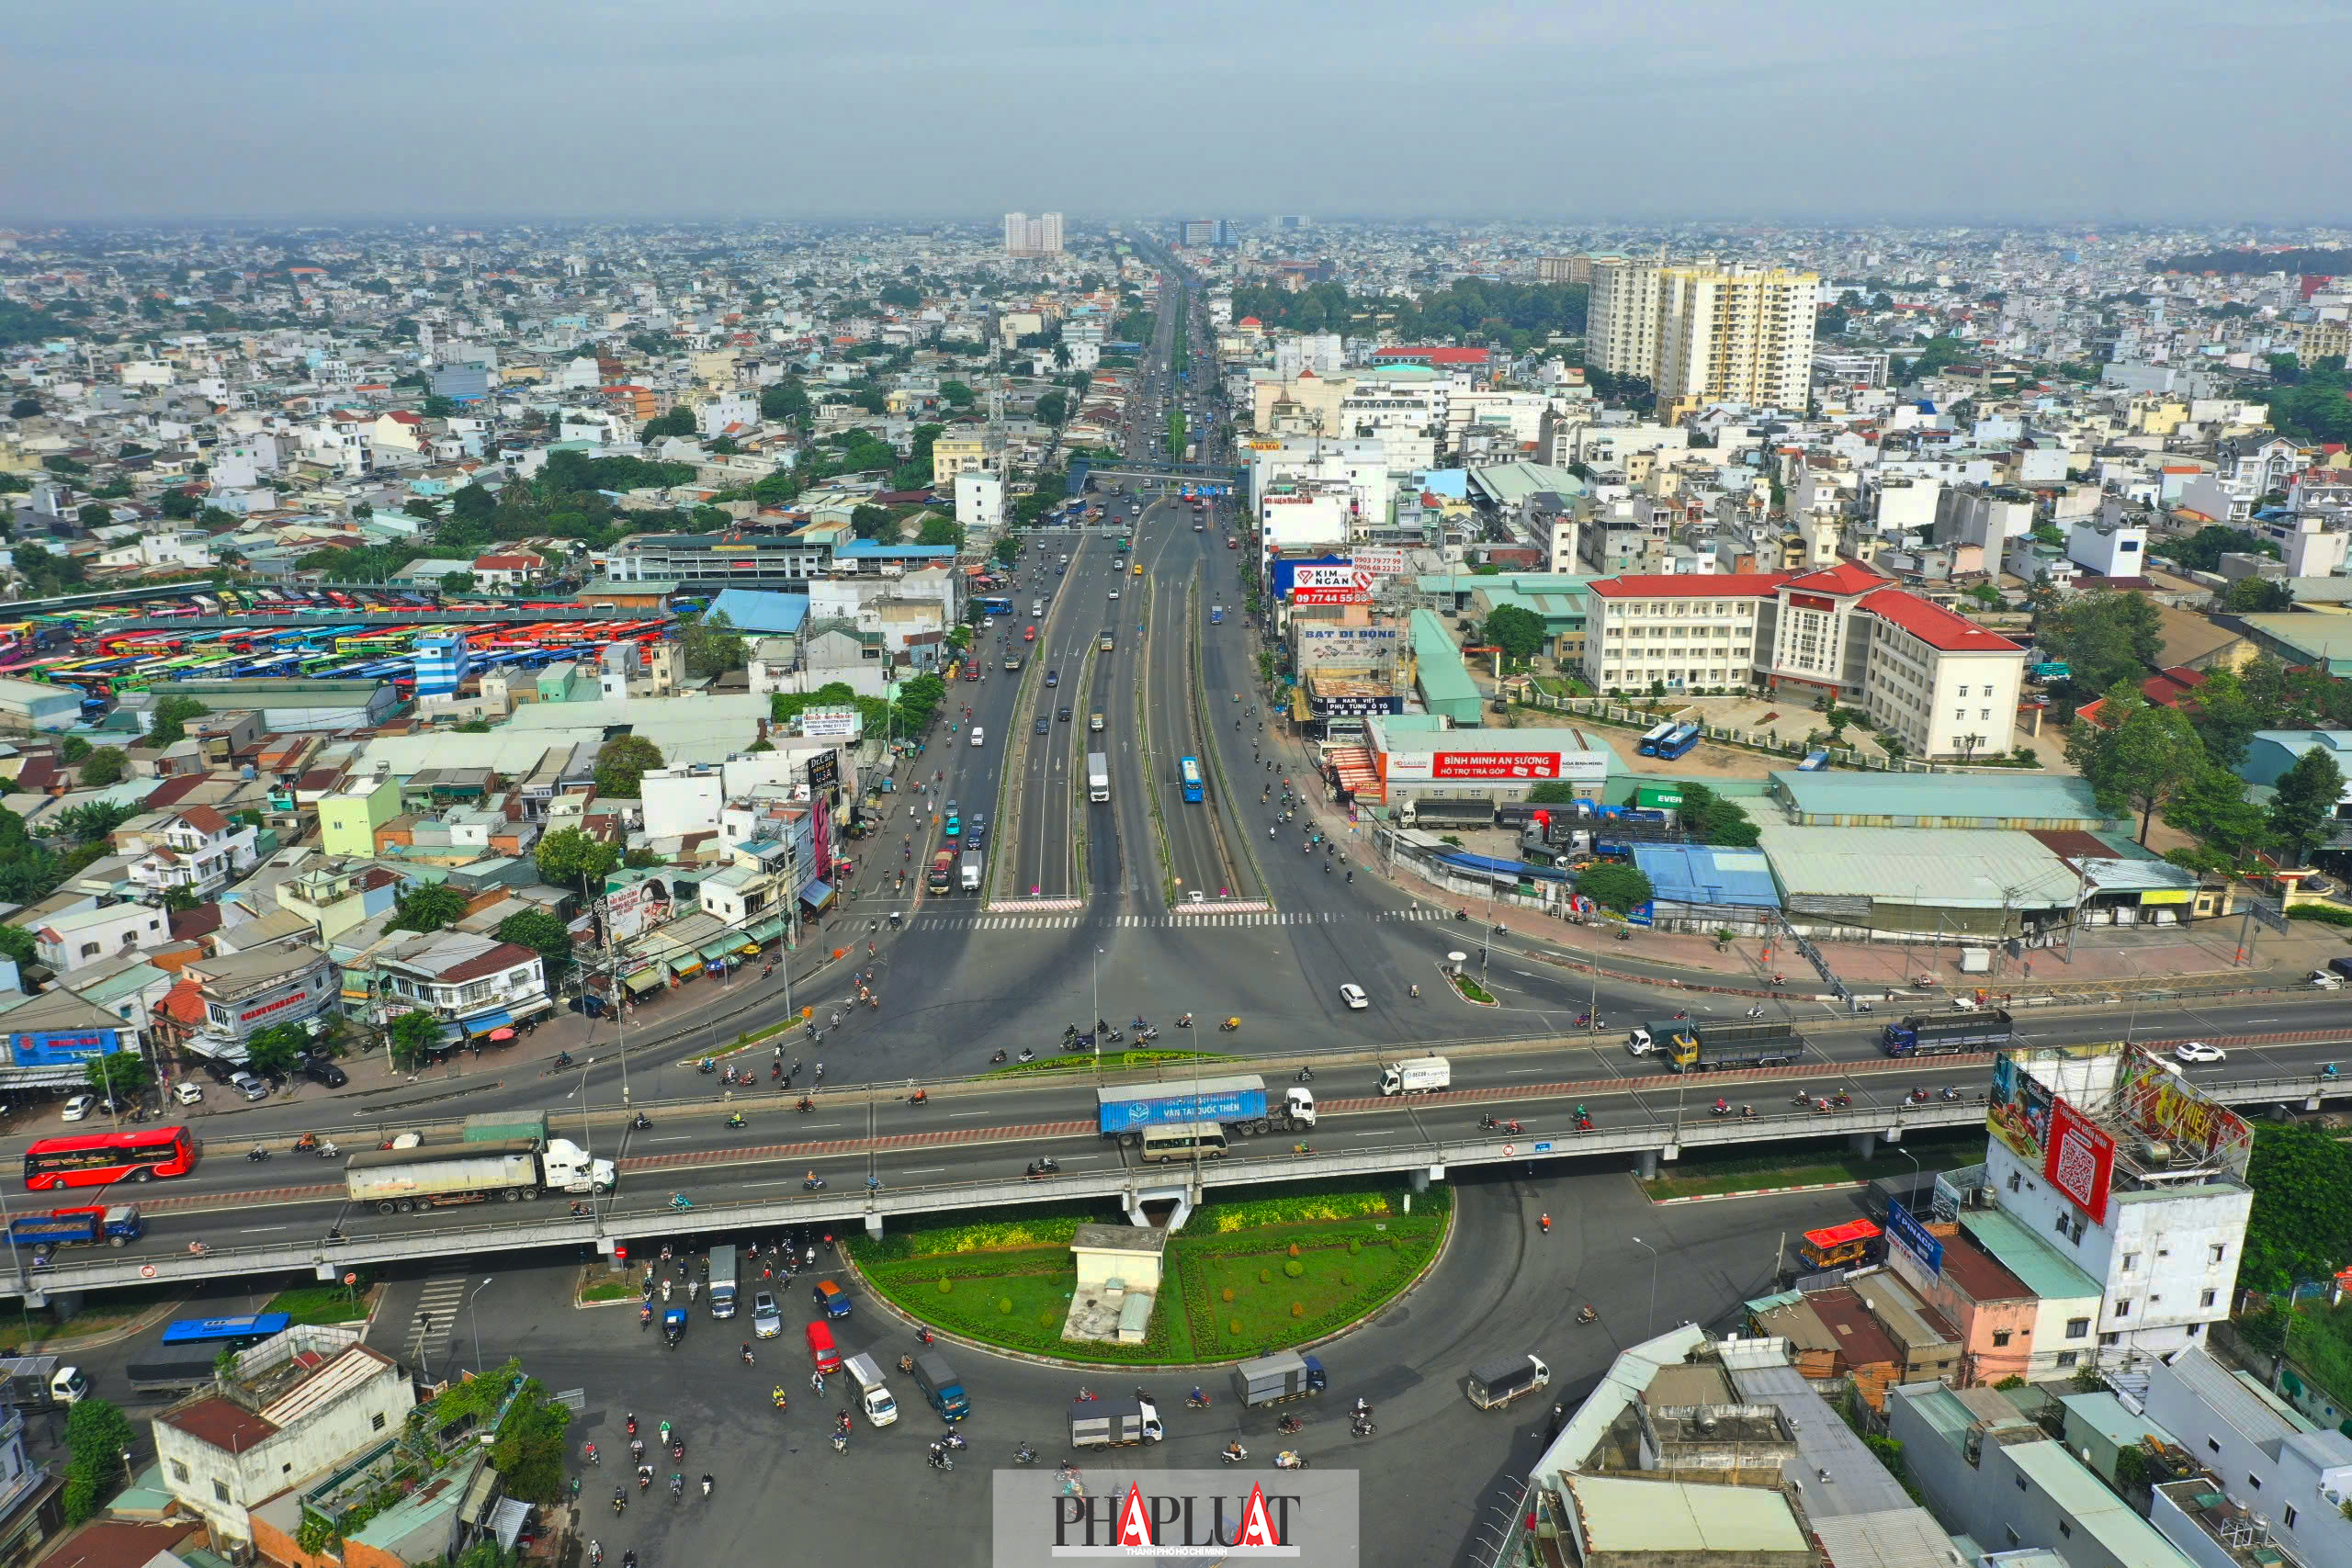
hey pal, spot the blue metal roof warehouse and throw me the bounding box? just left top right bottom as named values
left=1630, top=845, right=1782, bottom=908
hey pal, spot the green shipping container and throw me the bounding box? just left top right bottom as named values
left=1635, top=785, right=1684, bottom=810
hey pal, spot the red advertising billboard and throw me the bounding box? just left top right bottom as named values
left=1433, top=750, right=1561, bottom=780
left=2042, top=1095, right=2115, bottom=1224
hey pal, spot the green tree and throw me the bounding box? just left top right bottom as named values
left=159, top=489, right=200, bottom=520
left=1525, top=782, right=1580, bottom=805
left=849, top=504, right=893, bottom=540
left=62, top=1397, right=139, bottom=1523
left=623, top=846, right=662, bottom=869
left=1677, top=783, right=1761, bottom=848
left=59, top=734, right=90, bottom=764
left=2165, top=524, right=2278, bottom=573
left=78, top=751, right=129, bottom=789
left=51, top=800, right=137, bottom=843
left=594, top=735, right=664, bottom=798
left=758, top=378, right=811, bottom=424
left=940, top=380, right=976, bottom=409
left=2268, top=745, right=2346, bottom=865
left=2179, top=665, right=2265, bottom=770
left=83, top=1048, right=152, bottom=1100
left=916, top=514, right=963, bottom=548
left=2224, top=576, right=2295, bottom=614
left=440, top=571, right=477, bottom=594
left=640, top=405, right=697, bottom=441
left=1480, top=604, right=1547, bottom=666
left=1035, top=390, right=1069, bottom=425
left=391, top=881, right=469, bottom=933
left=2162, top=762, right=2271, bottom=861
left=2238, top=1123, right=2352, bottom=1292
left=388, top=1009, right=444, bottom=1068
left=245, top=1022, right=310, bottom=1078
left=162, top=886, right=202, bottom=912
left=144, top=694, right=210, bottom=748
left=535, top=827, right=619, bottom=889
left=448, top=483, right=498, bottom=524
left=2067, top=697, right=2206, bottom=844
left=0, top=924, right=36, bottom=969
left=680, top=610, right=748, bottom=680
left=482, top=1370, right=574, bottom=1502
left=1576, top=863, right=1654, bottom=914
left=496, top=908, right=576, bottom=980
left=6, top=397, right=39, bottom=420
left=2036, top=595, right=2161, bottom=701
left=77, top=502, right=111, bottom=529
left=420, top=394, right=457, bottom=419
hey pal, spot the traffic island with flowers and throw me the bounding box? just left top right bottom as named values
left=842, top=1179, right=1450, bottom=1366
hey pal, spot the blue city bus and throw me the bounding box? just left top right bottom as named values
left=1179, top=756, right=1204, bottom=803
left=162, top=1311, right=291, bottom=1349
left=1635, top=720, right=1676, bottom=756
left=1656, top=723, right=1702, bottom=761
left=974, top=596, right=1013, bottom=617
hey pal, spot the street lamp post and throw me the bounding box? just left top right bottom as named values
left=1629, top=1235, right=1662, bottom=1339
left=1091, top=949, right=1103, bottom=1060
left=467, top=1278, right=493, bottom=1376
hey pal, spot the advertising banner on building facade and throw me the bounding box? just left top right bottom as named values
left=1288, top=562, right=1374, bottom=605
left=1986, top=1050, right=2055, bottom=1164
left=2041, top=1095, right=2116, bottom=1224
left=2115, top=1047, right=2254, bottom=1176
left=1383, top=749, right=1608, bottom=784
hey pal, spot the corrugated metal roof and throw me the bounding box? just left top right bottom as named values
left=1757, top=825, right=2083, bottom=908
left=1959, top=1207, right=2102, bottom=1303
left=1563, top=1474, right=1806, bottom=1554
left=1771, top=770, right=2113, bottom=825
left=1726, top=1360, right=1917, bottom=1518
left=1809, top=1508, right=1972, bottom=1568
left=1632, top=844, right=1781, bottom=908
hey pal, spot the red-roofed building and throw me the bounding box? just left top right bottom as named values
left=1370, top=345, right=1490, bottom=372
left=470, top=551, right=546, bottom=589
left=1584, top=559, right=2026, bottom=758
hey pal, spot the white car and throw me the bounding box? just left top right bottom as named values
left=1339, top=984, right=1369, bottom=1010
left=2173, top=1041, right=2227, bottom=1065
left=1108, top=589, right=1121, bottom=600
left=61, top=1093, right=96, bottom=1122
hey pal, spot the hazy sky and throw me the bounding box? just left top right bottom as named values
left=8, top=0, right=2350, bottom=222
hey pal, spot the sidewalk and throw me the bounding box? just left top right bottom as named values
left=1251, top=678, right=2325, bottom=1003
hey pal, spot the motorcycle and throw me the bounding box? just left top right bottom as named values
left=989, top=1050, right=1008, bottom=1065
left=1277, top=1414, right=1304, bottom=1435
left=941, top=1430, right=967, bottom=1451
left=1274, top=1451, right=1308, bottom=1471
left=1577, top=1303, right=1598, bottom=1324
left=632, top=1112, right=652, bottom=1131
left=1134, top=1026, right=1159, bottom=1043
left=1218, top=1017, right=1240, bottom=1032
left=1175, top=1013, right=1193, bottom=1029
left=1220, top=1445, right=1249, bottom=1465
left=246, top=1145, right=271, bottom=1163
left=908, top=1089, right=928, bottom=1105
left=1012, top=1443, right=1039, bottom=1466
left=831, top=1431, right=848, bottom=1454
left=700, top=1475, right=712, bottom=1498
left=804, top=1177, right=827, bottom=1191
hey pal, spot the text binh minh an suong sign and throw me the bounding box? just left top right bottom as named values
left=1385, top=749, right=1608, bottom=784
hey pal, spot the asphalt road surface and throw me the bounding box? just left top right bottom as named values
left=62, top=1169, right=1859, bottom=1568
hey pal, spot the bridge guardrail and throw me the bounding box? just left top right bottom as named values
left=11, top=1070, right=2342, bottom=1302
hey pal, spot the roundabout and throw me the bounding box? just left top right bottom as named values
left=842, top=1178, right=1451, bottom=1367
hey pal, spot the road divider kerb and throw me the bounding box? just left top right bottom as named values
left=1644, top=1179, right=1871, bottom=1207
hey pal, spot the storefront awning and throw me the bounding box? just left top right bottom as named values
left=667, top=956, right=704, bottom=977
left=623, top=969, right=665, bottom=996
left=748, top=918, right=786, bottom=943
left=461, top=1010, right=512, bottom=1036
left=797, top=878, right=833, bottom=908
left=699, top=940, right=738, bottom=964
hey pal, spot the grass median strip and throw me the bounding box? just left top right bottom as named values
left=846, top=1179, right=1449, bottom=1366
left=1642, top=1129, right=1988, bottom=1201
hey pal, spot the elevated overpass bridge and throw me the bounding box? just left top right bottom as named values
left=11, top=1048, right=2338, bottom=1308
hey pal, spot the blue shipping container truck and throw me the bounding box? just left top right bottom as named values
left=1097, top=1076, right=1267, bottom=1137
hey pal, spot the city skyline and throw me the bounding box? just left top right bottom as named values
left=5, top=0, right=2349, bottom=222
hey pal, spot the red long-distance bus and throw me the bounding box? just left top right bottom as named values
left=23, top=1126, right=198, bottom=1190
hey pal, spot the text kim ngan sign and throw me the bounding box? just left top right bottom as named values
left=1289, top=562, right=1374, bottom=605
left=2042, top=1095, right=2116, bottom=1224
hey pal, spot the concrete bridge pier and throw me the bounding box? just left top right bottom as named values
left=1408, top=1168, right=1431, bottom=1194
left=1125, top=1187, right=1193, bottom=1231
left=1849, top=1132, right=1879, bottom=1158
left=865, top=1212, right=884, bottom=1241
left=1634, top=1149, right=1661, bottom=1180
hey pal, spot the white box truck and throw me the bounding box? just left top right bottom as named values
left=1087, top=752, right=1110, bottom=803
left=844, top=1351, right=899, bottom=1427
left=708, top=1244, right=739, bottom=1319
left=1380, top=1057, right=1451, bottom=1096
left=959, top=850, right=982, bottom=892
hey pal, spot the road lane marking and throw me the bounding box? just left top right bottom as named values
left=651, top=1135, right=693, bottom=1142
left=242, top=1225, right=291, bottom=1233
left=903, top=1167, right=947, bottom=1175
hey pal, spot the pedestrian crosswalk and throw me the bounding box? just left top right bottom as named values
left=403, top=1277, right=468, bottom=1376
left=912, top=907, right=1466, bottom=932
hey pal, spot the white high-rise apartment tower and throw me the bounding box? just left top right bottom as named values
left=1588, top=254, right=1817, bottom=412
left=1003, top=212, right=1065, bottom=256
